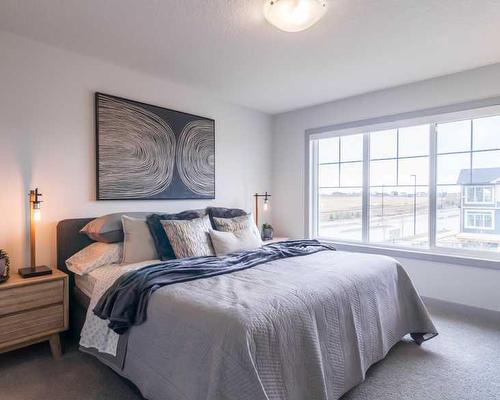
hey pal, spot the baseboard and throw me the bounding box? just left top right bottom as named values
left=422, top=296, right=500, bottom=325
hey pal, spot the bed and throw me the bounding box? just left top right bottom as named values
left=57, top=218, right=437, bottom=400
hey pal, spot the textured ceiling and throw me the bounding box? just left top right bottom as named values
left=1, top=0, right=500, bottom=114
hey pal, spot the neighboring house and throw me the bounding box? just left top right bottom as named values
left=456, top=168, right=500, bottom=236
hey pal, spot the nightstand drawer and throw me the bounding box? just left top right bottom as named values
left=0, top=304, right=64, bottom=344
left=0, top=280, right=63, bottom=316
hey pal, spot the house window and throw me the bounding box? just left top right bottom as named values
left=369, top=126, right=429, bottom=248
left=464, top=210, right=495, bottom=230
left=317, top=134, right=363, bottom=241
left=465, top=186, right=494, bottom=204
left=309, top=110, right=500, bottom=256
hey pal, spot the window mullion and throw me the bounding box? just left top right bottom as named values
left=429, top=123, right=437, bottom=248
left=362, top=133, right=370, bottom=242
left=310, top=139, right=319, bottom=238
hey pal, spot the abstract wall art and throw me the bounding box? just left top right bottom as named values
left=95, top=93, right=215, bottom=200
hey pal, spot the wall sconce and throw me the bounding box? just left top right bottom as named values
left=18, top=188, right=52, bottom=278
left=254, top=192, right=271, bottom=229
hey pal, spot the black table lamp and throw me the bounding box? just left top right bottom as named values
left=18, top=188, right=52, bottom=278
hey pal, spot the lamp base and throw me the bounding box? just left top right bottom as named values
left=18, top=265, right=52, bottom=278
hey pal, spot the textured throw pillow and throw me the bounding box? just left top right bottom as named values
left=122, top=216, right=159, bottom=264
left=146, top=209, right=206, bottom=260
left=66, top=242, right=122, bottom=275
left=209, top=228, right=262, bottom=257
left=206, top=207, right=248, bottom=228
left=213, top=213, right=260, bottom=236
left=80, top=212, right=153, bottom=243
left=161, top=215, right=215, bottom=259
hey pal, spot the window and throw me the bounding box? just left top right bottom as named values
left=369, top=126, right=429, bottom=248
left=317, top=135, right=363, bottom=241
left=309, top=109, right=500, bottom=257
left=465, top=186, right=494, bottom=204
left=464, top=210, right=494, bottom=230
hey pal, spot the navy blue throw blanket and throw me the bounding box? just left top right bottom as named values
left=94, top=240, right=335, bottom=334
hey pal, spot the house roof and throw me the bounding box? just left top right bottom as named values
left=457, top=168, right=500, bottom=184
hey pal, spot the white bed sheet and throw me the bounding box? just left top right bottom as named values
left=75, top=259, right=161, bottom=298
left=79, top=259, right=161, bottom=354
left=75, top=273, right=97, bottom=298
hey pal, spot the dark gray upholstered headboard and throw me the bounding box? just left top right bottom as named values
left=57, top=218, right=95, bottom=287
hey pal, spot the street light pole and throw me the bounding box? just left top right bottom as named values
left=411, top=174, right=417, bottom=236
left=381, top=185, right=384, bottom=218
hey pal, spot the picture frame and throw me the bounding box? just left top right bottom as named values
left=95, top=92, right=215, bottom=200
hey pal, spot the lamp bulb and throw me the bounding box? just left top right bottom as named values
left=33, top=208, right=41, bottom=222
left=263, top=201, right=269, bottom=211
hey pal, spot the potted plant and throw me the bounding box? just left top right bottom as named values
left=0, top=249, right=10, bottom=283
left=262, top=223, right=274, bottom=240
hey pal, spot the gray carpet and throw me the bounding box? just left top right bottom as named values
left=0, top=305, right=499, bottom=400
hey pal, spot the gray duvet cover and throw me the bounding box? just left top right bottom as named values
left=81, top=250, right=437, bottom=400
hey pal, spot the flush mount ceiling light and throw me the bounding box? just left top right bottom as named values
left=263, top=0, right=328, bottom=33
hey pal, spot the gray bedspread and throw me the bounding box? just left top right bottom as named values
left=94, top=240, right=335, bottom=334
left=81, top=250, right=437, bottom=400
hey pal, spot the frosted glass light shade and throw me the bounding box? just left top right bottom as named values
left=263, top=0, right=328, bottom=33
left=33, top=208, right=41, bottom=222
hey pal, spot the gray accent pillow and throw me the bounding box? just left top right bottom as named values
left=80, top=212, right=154, bottom=243
left=146, top=209, right=206, bottom=260
left=122, top=216, right=159, bottom=264
left=161, top=215, right=215, bottom=259
left=206, top=207, right=248, bottom=228
left=209, top=228, right=262, bottom=257
left=213, top=213, right=260, bottom=235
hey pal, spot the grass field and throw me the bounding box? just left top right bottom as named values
left=319, top=193, right=434, bottom=222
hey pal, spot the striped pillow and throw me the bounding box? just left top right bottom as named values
left=161, top=215, right=215, bottom=259
left=213, top=213, right=260, bottom=237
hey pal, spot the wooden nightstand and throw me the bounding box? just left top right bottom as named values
left=0, top=269, right=68, bottom=359
left=263, top=237, right=290, bottom=245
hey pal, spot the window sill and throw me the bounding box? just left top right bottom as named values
left=315, top=238, right=500, bottom=270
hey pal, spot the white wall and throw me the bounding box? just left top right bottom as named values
left=272, top=63, right=500, bottom=312
left=0, top=32, right=273, bottom=269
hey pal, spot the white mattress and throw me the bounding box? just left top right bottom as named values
left=75, top=273, right=97, bottom=298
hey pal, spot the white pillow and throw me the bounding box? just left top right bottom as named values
left=209, top=227, right=262, bottom=257
left=122, top=216, right=158, bottom=264
left=66, top=242, right=122, bottom=275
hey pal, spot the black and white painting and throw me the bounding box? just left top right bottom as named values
left=96, top=93, right=215, bottom=200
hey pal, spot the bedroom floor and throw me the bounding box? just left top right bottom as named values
left=0, top=305, right=498, bottom=400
